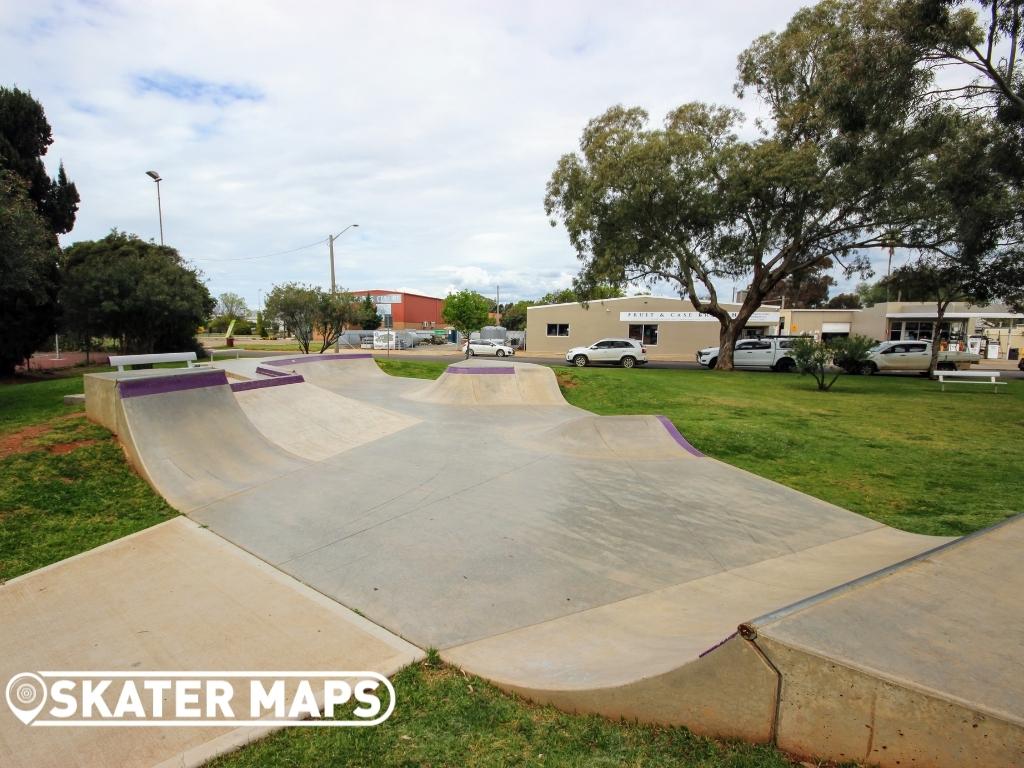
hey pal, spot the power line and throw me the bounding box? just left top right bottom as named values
left=194, top=237, right=328, bottom=263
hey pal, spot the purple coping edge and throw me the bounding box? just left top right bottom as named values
left=230, top=374, right=304, bottom=392
left=698, top=631, right=737, bottom=658
left=255, top=366, right=293, bottom=377
left=118, top=369, right=227, bottom=399
left=447, top=366, right=516, bottom=375
left=655, top=415, right=705, bottom=457
left=268, top=353, right=372, bottom=366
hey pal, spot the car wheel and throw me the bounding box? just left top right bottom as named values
left=621, top=356, right=636, bottom=369
left=573, top=354, right=588, bottom=367
left=936, top=361, right=955, bottom=371
left=496, top=349, right=505, bottom=357
left=707, top=357, right=718, bottom=369
left=774, top=357, right=795, bottom=373
left=468, top=349, right=475, bottom=357
left=860, top=362, right=877, bottom=375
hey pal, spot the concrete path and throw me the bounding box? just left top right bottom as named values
left=0, top=518, right=422, bottom=768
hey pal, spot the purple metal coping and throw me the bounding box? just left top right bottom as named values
left=447, top=366, right=516, bottom=375
left=655, top=415, right=705, bottom=457
left=230, top=374, right=304, bottom=392
left=117, top=369, right=228, bottom=398
left=267, top=353, right=372, bottom=366
left=255, top=366, right=293, bottom=377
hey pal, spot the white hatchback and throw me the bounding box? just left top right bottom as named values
left=464, top=339, right=516, bottom=357
left=565, top=338, right=647, bottom=368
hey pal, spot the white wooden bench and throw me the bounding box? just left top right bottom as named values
left=937, top=370, right=1005, bottom=393
left=208, top=348, right=246, bottom=363
left=108, top=352, right=202, bottom=371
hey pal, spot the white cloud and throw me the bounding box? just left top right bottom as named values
left=2, top=0, right=810, bottom=307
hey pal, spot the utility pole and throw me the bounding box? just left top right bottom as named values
left=328, top=224, right=359, bottom=352
left=496, top=284, right=501, bottom=326
left=885, top=241, right=895, bottom=304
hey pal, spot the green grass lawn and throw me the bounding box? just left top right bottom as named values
left=209, top=661, right=796, bottom=768
left=378, top=360, right=1022, bottom=536
left=0, top=376, right=175, bottom=581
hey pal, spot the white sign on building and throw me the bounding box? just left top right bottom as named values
left=619, top=311, right=780, bottom=324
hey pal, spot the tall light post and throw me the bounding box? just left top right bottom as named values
left=145, top=170, right=164, bottom=245
left=328, top=224, right=359, bottom=293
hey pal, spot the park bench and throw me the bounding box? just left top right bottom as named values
left=936, top=370, right=1005, bottom=393
left=108, top=352, right=204, bottom=371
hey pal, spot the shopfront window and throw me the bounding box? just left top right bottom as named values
left=628, top=324, right=659, bottom=346
left=889, top=320, right=967, bottom=342
left=546, top=323, right=570, bottom=337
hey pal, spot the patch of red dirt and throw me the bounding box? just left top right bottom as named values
left=48, top=439, right=100, bottom=455
left=0, top=425, right=51, bottom=459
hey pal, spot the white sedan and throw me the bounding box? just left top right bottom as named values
left=464, top=339, right=515, bottom=357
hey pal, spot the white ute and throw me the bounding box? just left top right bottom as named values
left=696, top=337, right=800, bottom=372
left=861, top=340, right=981, bottom=374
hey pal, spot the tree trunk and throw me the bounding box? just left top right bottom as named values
left=928, top=301, right=950, bottom=377
left=714, top=298, right=762, bottom=371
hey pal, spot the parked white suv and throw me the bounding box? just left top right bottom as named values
left=696, top=337, right=801, bottom=372
left=464, top=339, right=515, bottom=357
left=566, top=338, right=648, bottom=368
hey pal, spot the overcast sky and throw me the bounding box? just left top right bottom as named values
left=0, top=0, right=892, bottom=308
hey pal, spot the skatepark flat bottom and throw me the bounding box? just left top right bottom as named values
left=62, top=355, right=1023, bottom=768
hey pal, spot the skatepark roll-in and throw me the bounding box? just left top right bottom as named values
left=10, top=354, right=1017, bottom=768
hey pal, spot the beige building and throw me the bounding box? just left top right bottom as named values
left=525, top=296, right=781, bottom=359
left=525, top=296, right=1023, bottom=362
left=782, top=301, right=1023, bottom=361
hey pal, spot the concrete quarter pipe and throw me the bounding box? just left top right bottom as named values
left=70, top=357, right=1022, bottom=767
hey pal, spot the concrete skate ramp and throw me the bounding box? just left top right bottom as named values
left=522, top=414, right=704, bottom=459
left=260, top=353, right=389, bottom=388
left=734, top=513, right=1024, bottom=768
left=0, top=517, right=421, bottom=768
left=87, top=368, right=307, bottom=512
left=231, top=376, right=419, bottom=461
left=446, top=517, right=1024, bottom=768
left=408, top=359, right=567, bottom=405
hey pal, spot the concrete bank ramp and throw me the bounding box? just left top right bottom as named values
left=407, top=359, right=567, bottom=405
left=85, top=368, right=306, bottom=512
left=522, top=414, right=704, bottom=460
left=0, top=517, right=421, bottom=768
left=231, top=376, right=419, bottom=461
left=446, top=517, right=1023, bottom=768
left=259, top=353, right=388, bottom=388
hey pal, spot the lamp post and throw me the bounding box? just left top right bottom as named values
left=145, top=171, right=164, bottom=245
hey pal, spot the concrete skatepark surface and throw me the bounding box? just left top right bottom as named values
left=4, top=354, right=1018, bottom=767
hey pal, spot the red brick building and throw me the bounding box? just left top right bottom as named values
left=351, top=290, right=445, bottom=330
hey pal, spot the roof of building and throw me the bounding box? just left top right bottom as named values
left=527, top=295, right=780, bottom=310
left=352, top=289, right=443, bottom=301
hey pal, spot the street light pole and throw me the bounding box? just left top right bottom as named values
left=146, top=171, right=164, bottom=245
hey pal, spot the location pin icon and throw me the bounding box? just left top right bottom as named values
left=5, top=673, right=48, bottom=725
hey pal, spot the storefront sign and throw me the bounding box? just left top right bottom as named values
left=619, top=311, right=780, bottom=323
left=370, top=294, right=403, bottom=305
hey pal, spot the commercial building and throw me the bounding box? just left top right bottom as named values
left=781, top=301, right=1023, bottom=361
left=525, top=296, right=780, bottom=358
left=351, top=290, right=444, bottom=330
left=526, top=295, right=1024, bottom=361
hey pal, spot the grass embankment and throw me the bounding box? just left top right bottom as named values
left=0, top=375, right=175, bottom=581
left=377, top=359, right=1022, bottom=536
left=209, top=661, right=794, bottom=768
